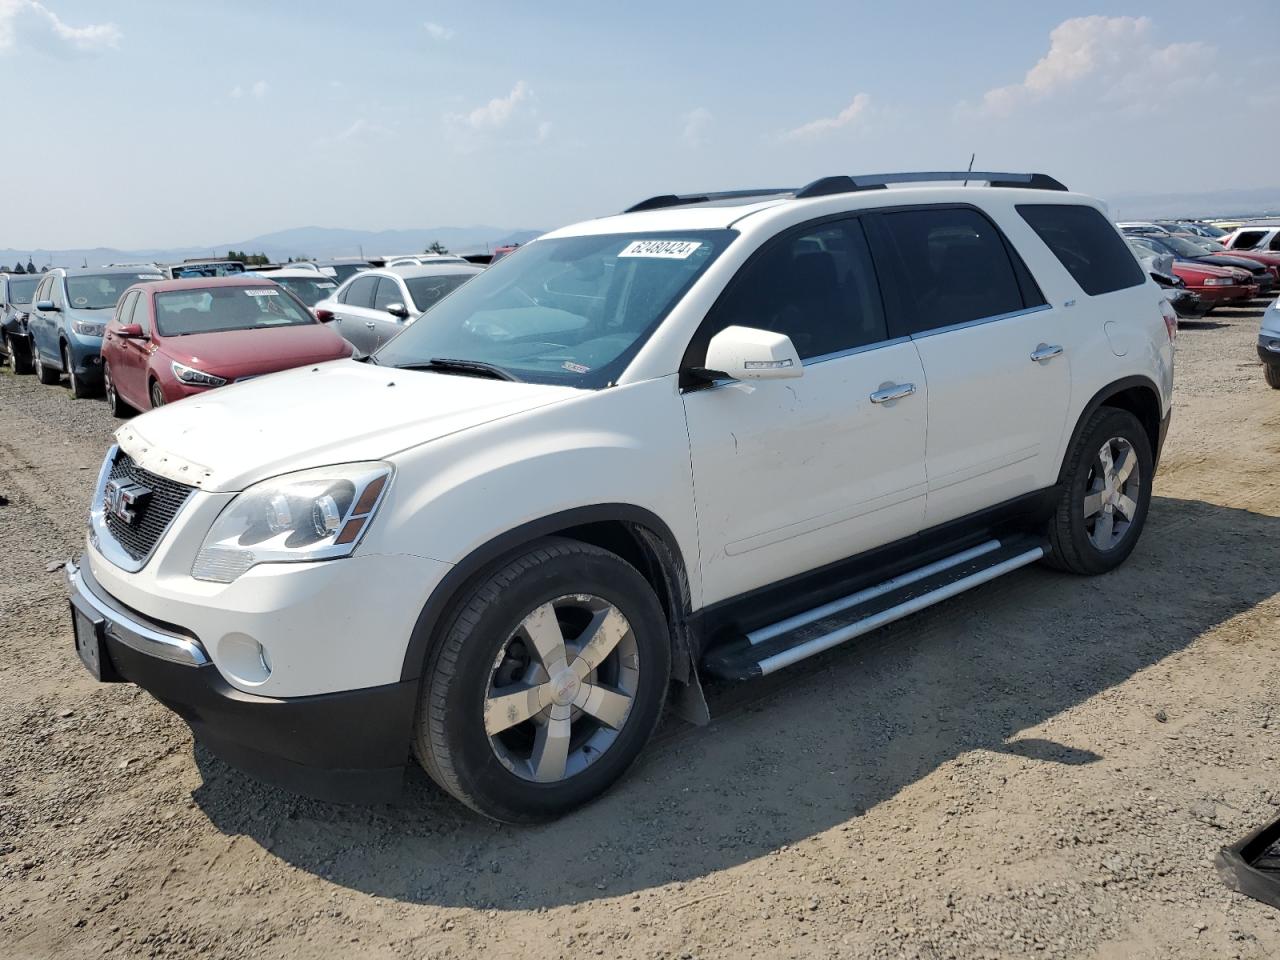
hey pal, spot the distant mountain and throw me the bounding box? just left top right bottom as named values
left=0, top=225, right=543, bottom=270
left=1109, top=187, right=1280, bottom=221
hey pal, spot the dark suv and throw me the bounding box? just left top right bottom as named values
left=1, top=273, right=41, bottom=373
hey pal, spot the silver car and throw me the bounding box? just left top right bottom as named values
left=314, top=263, right=482, bottom=356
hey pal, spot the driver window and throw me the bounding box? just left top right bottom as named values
left=373, top=277, right=403, bottom=312
left=115, top=291, right=138, bottom=327
left=697, top=217, right=888, bottom=362
left=133, top=292, right=152, bottom=335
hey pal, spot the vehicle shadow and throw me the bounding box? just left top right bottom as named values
left=189, top=495, right=1280, bottom=909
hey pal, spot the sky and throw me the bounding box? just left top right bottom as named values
left=2, top=0, right=1278, bottom=250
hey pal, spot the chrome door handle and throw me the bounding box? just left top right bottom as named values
left=1030, top=343, right=1064, bottom=362
left=870, top=382, right=916, bottom=404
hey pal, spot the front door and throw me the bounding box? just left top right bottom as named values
left=330, top=273, right=381, bottom=355
left=370, top=276, right=409, bottom=349
left=681, top=217, right=929, bottom=606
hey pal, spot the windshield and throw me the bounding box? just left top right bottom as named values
left=7, top=276, right=39, bottom=304
left=154, top=286, right=315, bottom=336
left=405, top=273, right=476, bottom=311
left=173, top=262, right=246, bottom=279
left=1161, top=236, right=1218, bottom=258
left=66, top=274, right=156, bottom=310
left=375, top=231, right=736, bottom=387
left=328, top=263, right=366, bottom=283
left=1198, top=240, right=1230, bottom=254
left=271, top=276, right=339, bottom=307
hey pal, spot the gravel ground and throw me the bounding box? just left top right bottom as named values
left=1, top=302, right=1279, bottom=960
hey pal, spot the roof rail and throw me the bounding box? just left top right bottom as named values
left=624, top=188, right=792, bottom=213
left=795, top=171, right=1068, bottom=198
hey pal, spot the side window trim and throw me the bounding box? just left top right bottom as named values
left=865, top=203, right=1041, bottom=340
left=803, top=334, right=912, bottom=367
left=116, top=291, right=138, bottom=325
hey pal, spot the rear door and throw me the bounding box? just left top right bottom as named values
left=115, top=292, right=152, bottom=406
left=867, top=205, right=1070, bottom=528
left=330, top=273, right=380, bottom=355
left=682, top=216, right=928, bottom=605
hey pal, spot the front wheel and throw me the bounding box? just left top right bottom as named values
left=413, top=538, right=671, bottom=822
left=9, top=334, right=33, bottom=375
left=65, top=345, right=95, bottom=399
left=149, top=381, right=166, bottom=409
left=33, top=343, right=59, bottom=384
left=1045, top=407, right=1154, bottom=575
left=1265, top=363, right=1280, bottom=390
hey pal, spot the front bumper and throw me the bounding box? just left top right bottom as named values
left=1259, top=334, right=1280, bottom=365
left=66, top=558, right=418, bottom=802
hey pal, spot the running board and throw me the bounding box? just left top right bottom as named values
left=701, top=537, right=1045, bottom=681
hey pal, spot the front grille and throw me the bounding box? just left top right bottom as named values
left=102, top=452, right=196, bottom=562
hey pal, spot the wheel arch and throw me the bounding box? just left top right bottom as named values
left=399, top=504, right=696, bottom=686
left=1057, top=375, right=1165, bottom=485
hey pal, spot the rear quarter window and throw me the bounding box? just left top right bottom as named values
left=1017, top=204, right=1145, bottom=296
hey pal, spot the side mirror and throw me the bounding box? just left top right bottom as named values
left=386, top=302, right=410, bottom=320
left=117, top=323, right=144, bottom=338
left=35, top=299, right=56, bottom=312
left=315, top=308, right=335, bottom=322
left=702, top=325, right=803, bottom=381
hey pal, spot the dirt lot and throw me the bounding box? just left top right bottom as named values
left=1, top=303, right=1279, bottom=960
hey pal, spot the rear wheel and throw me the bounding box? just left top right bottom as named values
left=149, top=380, right=165, bottom=409
left=1265, top=363, right=1280, bottom=390
left=64, top=344, right=95, bottom=399
left=10, top=335, right=33, bottom=375
left=413, top=538, right=671, bottom=822
left=33, top=342, right=59, bottom=384
left=103, top=363, right=132, bottom=417
left=1045, top=407, right=1153, bottom=575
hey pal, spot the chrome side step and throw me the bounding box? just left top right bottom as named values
left=701, top=537, right=1045, bottom=681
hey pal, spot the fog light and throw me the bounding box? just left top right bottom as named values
left=219, top=633, right=272, bottom=684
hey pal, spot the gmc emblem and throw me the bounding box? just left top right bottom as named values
left=103, top=480, right=151, bottom=525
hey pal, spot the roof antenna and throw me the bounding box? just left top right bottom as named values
left=963, top=153, right=975, bottom=187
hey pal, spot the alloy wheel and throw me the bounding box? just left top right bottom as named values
left=150, top=382, right=165, bottom=408
left=484, top=594, right=640, bottom=783
left=1083, top=436, right=1141, bottom=551
left=104, top=365, right=117, bottom=410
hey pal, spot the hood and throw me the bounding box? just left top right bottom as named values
left=1174, top=261, right=1245, bottom=281
left=158, top=324, right=352, bottom=377
left=1200, top=254, right=1266, bottom=275
left=115, top=359, right=581, bottom=492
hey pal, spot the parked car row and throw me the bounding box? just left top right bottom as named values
left=0, top=254, right=488, bottom=406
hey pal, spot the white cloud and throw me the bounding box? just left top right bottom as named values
left=973, top=16, right=1215, bottom=117
left=251, top=79, right=268, bottom=99
left=681, top=107, right=712, bottom=148
left=423, top=21, right=454, bottom=41
left=445, top=81, right=549, bottom=148
left=780, top=93, right=872, bottom=141
left=231, top=80, right=268, bottom=101
left=0, top=0, right=120, bottom=56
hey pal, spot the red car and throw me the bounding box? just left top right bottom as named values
left=1169, top=261, right=1256, bottom=307
left=101, top=276, right=353, bottom=415
left=1181, top=237, right=1280, bottom=283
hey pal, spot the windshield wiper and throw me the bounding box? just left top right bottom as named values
left=395, top=357, right=521, bottom=382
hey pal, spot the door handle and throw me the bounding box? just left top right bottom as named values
left=870, top=382, right=915, bottom=404
left=1030, top=343, right=1064, bottom=363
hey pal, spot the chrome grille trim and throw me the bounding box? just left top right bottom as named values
left=89, top=445, right=196, bottom=572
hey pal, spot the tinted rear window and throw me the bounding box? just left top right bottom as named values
left=1018, top=204, right=1145, bottom=296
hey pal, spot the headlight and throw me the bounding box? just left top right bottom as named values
left=1203, top=277, right=1232, bottom=286
left=171, top=361, right=227, bottom=387
left=192, top=462, right=392, bottom=583
left=71, top=319, right=106, bottom=337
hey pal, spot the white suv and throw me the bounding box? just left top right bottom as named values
left=67, top=172, right=1175, bottom=822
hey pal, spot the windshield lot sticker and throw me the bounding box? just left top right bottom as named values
left=562, top=361, right=591, bottom=374
left=139, top=274, right=163, bottom=280
left=618, top=240, right=702, bottom=259
left=73, top=297, right=88, bottom=306
left=244, top=289, right=278, bottom=297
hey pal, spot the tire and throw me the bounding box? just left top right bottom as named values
left=11, top=335, right=33, bottom=375
left=150, top=380, right=165, bottom=408
left=65, top=345, right=95, bottom=399
left=33, top=342, right=59, bottom=385
left=103, top=362, right=132, bottom=417
left=1266, top=364, right=1280, bottom=390
left=1045, top=407, right=1153, bottom=575
left=413, top=537, right=671, bottom=822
